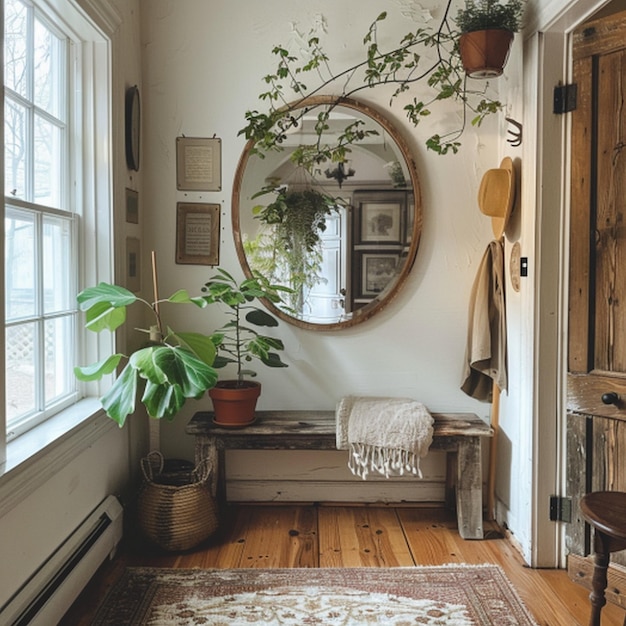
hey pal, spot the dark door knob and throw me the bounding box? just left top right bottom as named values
left=601, top=392, right=620, bottom=405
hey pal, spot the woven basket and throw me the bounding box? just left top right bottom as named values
left=137, top=451, right=219, bottom=552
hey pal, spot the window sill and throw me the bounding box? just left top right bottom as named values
left=0, top=399, right=118, bottom=518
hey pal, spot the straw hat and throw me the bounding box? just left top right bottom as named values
left=478, top=157, right=516, bottom=239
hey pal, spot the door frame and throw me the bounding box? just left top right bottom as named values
left=530, top=0, right=615, bottom=568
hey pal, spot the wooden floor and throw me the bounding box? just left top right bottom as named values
left=60, top=504, right=625, bottom=626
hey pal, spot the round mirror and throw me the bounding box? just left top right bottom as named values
left=232, top=96, right=422, bottom=330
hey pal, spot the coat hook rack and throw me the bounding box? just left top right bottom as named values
left=505, top=117, right=522, bottom=147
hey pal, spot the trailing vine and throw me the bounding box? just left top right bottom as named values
left=245, top=184, right=343, bottom=313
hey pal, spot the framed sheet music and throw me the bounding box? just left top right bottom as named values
left=176, top=202, right=220, bottom=265
left=176, top=137, right=222, bottom=191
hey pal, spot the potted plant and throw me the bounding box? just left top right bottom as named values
left=74, top=267, right=222, bottom=551
left=240, top=11, right=506, bottom=157
left=201, top=268, right=291, bottom=427
left=74, top=281, right=218, bottom=427
left=456, top=0, right=525, bottom=78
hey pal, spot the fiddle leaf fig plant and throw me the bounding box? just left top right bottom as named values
left=201, top=268, right=292, bottom=384
left=74, top=283, right=218, bottom=427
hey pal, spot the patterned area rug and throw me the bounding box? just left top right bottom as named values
left=92, top=565, right=538, bottom=625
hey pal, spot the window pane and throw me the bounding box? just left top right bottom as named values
left=34, top=113, right=63, bottom=208
left=6, top=322, right=37, bottom=423
left=5, top=209, right=36, bottom=320
left=43, top=215, right=72, bottom=313
left=34, top=17, right=64, bottom=119
left=4, top=0, right=28, bottom=98
left=4, top=98, right=27, bottom=199
left=44, top=316, right=75, bottom=404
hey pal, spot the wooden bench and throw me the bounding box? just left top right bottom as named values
left=186, top=410, right=493, bottom=540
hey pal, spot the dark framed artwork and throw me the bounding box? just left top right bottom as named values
left=353, top=190, right=405, bottom=245
left=176, top=202, right=220, bottom=265
left=176, top=136, right=222, bottom=191
left=354, top=251, right=401, bottom=299
left=126, top=237, right=141, bottom=292
left=125, top=188, right=139, bottom=224
left=125, top=86, right=140, bottom=171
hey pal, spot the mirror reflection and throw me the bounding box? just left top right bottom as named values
left=232, top=96, right=422, bottom=330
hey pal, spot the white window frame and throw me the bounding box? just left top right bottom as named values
left=0, top=0, right=119, bottom=482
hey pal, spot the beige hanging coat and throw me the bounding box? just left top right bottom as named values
left=461, top=239, right=507, bottom=402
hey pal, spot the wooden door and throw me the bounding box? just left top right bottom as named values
left=567, top=10, right=626, bottom=564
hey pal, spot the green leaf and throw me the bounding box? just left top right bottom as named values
left=174, top=331, right=217, bottom=366
left=245, top=308, right=279, bottom=327
left=262, top=352, right=289, bottom=368
left=74, top=354, right=124, bottom=381
left=259, top=336, right=285, bottom=351
left=135, top=345, right=218, bottom=398
left=141, top=380, right=185, bottom=420
left=168, top=289, right=207, bottom=308
left=100, top=363, right=139, bottom=427
left=77, top=283, right=136, bottom=311
left=77, top=283, right=137, bottom=332
left=212, top=355, right=234, bottom=368
left=83, top=300, right=128, bottom=333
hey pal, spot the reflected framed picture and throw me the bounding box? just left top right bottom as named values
left=125, top=187, right=139, bottom=224
left=353, top=191, right=405, bottom=245
left=405, top=192, right=415, bottom=244
left=176, top=202, right=220, bottom=265
left=354, top=251, right=401, bottom=298
left=126, top=237, right=141, bottom=293
left=176, top=136, right=222, bottom=191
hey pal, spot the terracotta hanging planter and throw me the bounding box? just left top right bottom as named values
left=459, top=29, right=514, bottom=78
left=209, top=380, right=261, bottom=427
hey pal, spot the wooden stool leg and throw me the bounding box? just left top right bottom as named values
left=588, top=532, right=610, bottom=626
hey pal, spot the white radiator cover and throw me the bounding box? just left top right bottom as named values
left=0, top=495, right=123, bottom=626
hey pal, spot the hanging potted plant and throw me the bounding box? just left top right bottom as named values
left=201, top=268, right=291, bottom=427
left=456, top=0, right=524, bottom=78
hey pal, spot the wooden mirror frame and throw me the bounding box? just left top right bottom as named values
left=232, top=95, right=423, bottom=331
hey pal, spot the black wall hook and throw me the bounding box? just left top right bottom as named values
left=505, top=117, right=522, bottom=147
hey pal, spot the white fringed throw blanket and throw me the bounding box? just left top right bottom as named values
left=336, top=396, right=434, bottom=479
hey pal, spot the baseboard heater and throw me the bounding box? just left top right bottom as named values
left=0, top=495, right=123, bottom=626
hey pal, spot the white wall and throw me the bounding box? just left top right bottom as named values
left=0, top=0, right=145, bottom=607
left=139, top=0, right=529, bottom=525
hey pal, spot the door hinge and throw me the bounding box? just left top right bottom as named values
left=553, top=83, right=577, bottom=114
left=549, top=495, right=572, bottom=522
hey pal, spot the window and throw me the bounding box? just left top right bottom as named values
left=3, top=0, right=114, bottom=446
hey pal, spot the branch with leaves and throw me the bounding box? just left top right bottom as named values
left=239, top=4, right=502, bottom=157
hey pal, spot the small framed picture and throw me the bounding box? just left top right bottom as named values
left=176, top=202, right=220, bottom=265
left=176, top=136, right=222, bottom=191
left=353, top=191, right=405, bottom=245
left=354, top=251, right=401, bottom=299
left=125, top=188, right=139, bottom=224
left=126, top=237, right=141, bottom=292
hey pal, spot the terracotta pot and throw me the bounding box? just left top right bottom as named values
left=209, top=380, right=261, bottom=427
left=459, top=29, right=514, bottom=78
